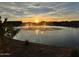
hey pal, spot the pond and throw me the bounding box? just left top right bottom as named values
left=13, top=26, right=79, bottom=48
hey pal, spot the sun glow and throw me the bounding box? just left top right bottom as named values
left=35, top=19, right=39, bottom=23
left=19, top=15, right=68, bottom=23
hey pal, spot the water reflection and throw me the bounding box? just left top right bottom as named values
left=14, top=25, right=63, bottom=35
left=13, top=26, right=79, bottom=48
left=35, top=30, right=39, bottom=35
left=35, top=29, right=45, bottom=35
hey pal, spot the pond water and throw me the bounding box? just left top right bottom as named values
left=13, top=26, right=79, bottom=48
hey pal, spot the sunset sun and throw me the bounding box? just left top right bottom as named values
left=34, top=19, right=39, bottom=23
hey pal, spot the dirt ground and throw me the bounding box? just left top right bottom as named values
left=0, top=35, right=78, bottom=57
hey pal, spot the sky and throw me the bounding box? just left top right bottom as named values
left=0, top=2, right=79, bottom=22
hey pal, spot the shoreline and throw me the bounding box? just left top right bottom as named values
left=0, top=35, right=78, bottom=57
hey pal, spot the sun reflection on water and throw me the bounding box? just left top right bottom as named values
left=35, top=29, right=44, bottom=35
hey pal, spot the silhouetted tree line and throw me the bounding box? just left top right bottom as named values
left=46, top=21, right=79, bottom=27
left=26, top=21, right=46, bottom=26
left=6, top=21, right=22, bottom=27
left=26, top=21, right=79, bottom=27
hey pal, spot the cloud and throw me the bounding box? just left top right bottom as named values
left=0, top=2, right=79, bottom=21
